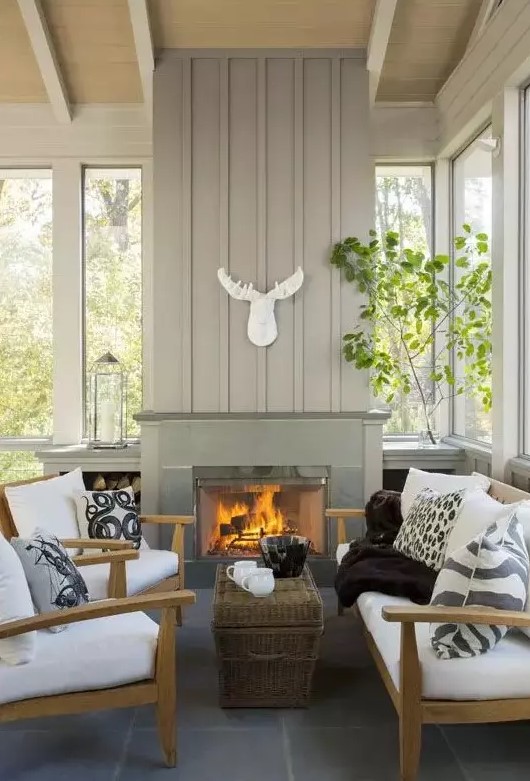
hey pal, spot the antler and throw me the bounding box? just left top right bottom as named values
left=217, top=268, right=261, bottom=301
left=266, top=267, right=304, bottom=300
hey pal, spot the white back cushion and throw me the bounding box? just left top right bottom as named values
left=0, top=532, right=36, bottom=665
left=400, top=468, right=490, bottom=520
left=445, top=490, right=521, bottom=559
left=5, top=469, right=84, bottom=542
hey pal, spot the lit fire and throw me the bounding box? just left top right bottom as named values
left=209, top=484, right=292, bottom=555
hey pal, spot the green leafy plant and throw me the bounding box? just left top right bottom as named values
left=330, top=225, right=492, bottom=444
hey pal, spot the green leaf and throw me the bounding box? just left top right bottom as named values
left=463, top=223, right=471, bottom=233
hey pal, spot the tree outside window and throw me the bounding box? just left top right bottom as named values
left=83, top=168, right=142, bottom=439
left=0, top=170, right=52, bottom=482
left=375, top=165, right=434, bottom=434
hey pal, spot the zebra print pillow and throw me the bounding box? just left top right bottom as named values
left=430, top=514, right=529, bottom=659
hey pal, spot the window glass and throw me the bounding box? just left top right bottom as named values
left=83, top=168, right=142, bottom=438
left=375, top=165, right=433, bottom=434
left=452, top=129, right=493, bottom=443
left=0, top=170, right=53, bottom=438
left=0, top=452, right=42, bottom=484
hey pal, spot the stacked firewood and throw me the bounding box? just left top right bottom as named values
left=86, top=472, right=141, bottom=510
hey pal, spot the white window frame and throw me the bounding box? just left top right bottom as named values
left=521, top=85, right=530, bottom=457
left=448, top=125, right=494, bottom=447
left=0, top=157, right=152, bottom=451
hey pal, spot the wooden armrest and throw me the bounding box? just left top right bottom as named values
left=72, top=549, right=139, bottom=567
left=382, top=605, right=530, bottom=629
left=325, top=509, right=364, bottom=545
left=325, top=509, right=365, bottom=518
left=0, top=590, right=196, bottom=639
left=61, top=538, right=135, bottom=551
left=140, top=515, right=195, bottom=526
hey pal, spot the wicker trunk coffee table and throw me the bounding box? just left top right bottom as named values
left=212, top=564, right=324, bottom=708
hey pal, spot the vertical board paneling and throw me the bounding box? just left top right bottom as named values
left=266, top=58, right=296, bottom=411
left=340, top=59, right=372, bottom=411
left=330, top=58, right=341, bottom=412
left=152, top=56, right=183, bottom=411
left=218, top=58, right=230, bottom=411
left=303, top=58, right=332, bottom=411
left=293, top=56, right=305, bottom=412
left=181, top=58, right=193, bottom=411
left=228, top=59, right=258, bottom=411
left=256, top=58, right=267, bottom=412
left=191, top=58, right=221, bottom=411
left=153, top=53, right=371, bottom=415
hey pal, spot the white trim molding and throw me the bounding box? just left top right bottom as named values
left=16, top=0, right=71, bottom=123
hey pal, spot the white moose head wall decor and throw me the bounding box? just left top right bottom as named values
left=217, top=266, right=304, bottom=347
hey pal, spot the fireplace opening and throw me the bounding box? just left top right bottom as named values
left=196, top=478, right=327, bottom=558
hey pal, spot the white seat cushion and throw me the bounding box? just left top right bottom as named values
left=358, top=591, right=530, bottom=701
left=0, top=611, right=158, bottom=705
left=336, top=543, right=350, bottom=564
left=83, top=549, right=179, bottom=601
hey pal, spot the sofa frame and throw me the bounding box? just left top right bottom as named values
left=0, top=474, right=195, bottom=624
left=328, top=476, right=530, bottom=781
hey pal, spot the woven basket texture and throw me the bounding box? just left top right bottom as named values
left=212, top=564, right=323, bottom=707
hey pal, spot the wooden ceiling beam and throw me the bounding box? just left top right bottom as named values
left=367, top=0, right=398, bottom=104
left=466, top=0, right=499, bottom=52
left=127, top=0, right=154, bottom=113
left=16, top=0, right=71, bottom=123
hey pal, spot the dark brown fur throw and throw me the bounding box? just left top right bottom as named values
left=335, top=489, right=437, bottom=608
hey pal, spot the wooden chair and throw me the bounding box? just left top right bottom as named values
left=0, top=590, right=196, bottom=767
left=0, top=475, right=195, bottom=624
left=325, top=507, right=365, bottom=615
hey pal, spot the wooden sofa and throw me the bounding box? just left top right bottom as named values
left=328, top=477, right=530, bottom=781
left=0, top=474, right=195, bottom=624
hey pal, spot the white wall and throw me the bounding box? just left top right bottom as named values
left=152, top=50, right=373, bottom=414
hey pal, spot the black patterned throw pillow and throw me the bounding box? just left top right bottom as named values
left=11, top=528, right=89, bottom=633
left=393, top=487, right=467, bottom=570
left=75, top=488, right=142, bottom=549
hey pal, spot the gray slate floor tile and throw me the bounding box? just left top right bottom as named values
left=121, top=726, right=289, bottom=781
left=0, top=728, right=125, bottom=781
left=443, top=722, right=530, bottom=780
left=286, top=723, right=467, bottom=781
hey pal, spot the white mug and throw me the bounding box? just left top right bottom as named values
left=226, top=560, right=257, bottom=587
left=241, top=568, right=275, bottom=598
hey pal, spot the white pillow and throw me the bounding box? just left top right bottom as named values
left=445, top=490, right=522, bottom=560
left=0, top=532, right=36, bottom=665
left=5, top=469, right=84, bottom=546
left=400, top=467, right=491, bottom=520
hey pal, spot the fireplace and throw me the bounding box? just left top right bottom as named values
left=196, top=472, right=328, bottom=558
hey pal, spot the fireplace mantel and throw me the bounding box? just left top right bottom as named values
left=136, top=411, right=389, bottom=422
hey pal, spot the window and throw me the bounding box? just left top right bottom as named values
left=0, top=170, right=52, bottom=483
left=0, top=170, right=53, bottom=441
left=451, top=128, right=493, bottom=443
left=83, top=168, right=142, bottom=439
left=375, top=165, right=434, bottom=434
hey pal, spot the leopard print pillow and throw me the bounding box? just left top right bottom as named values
left=393, top=487, right=467, bottom=570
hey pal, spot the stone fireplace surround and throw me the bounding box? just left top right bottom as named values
left=137, top=411, right=388, bottom=587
